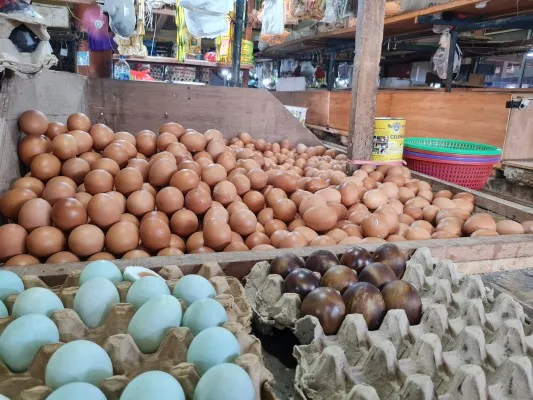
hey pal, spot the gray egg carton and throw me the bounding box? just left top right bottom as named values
left=293, top=248, right=533, bottom=400
left=0, top=264, right=276, bottom=400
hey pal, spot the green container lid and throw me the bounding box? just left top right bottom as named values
left=404, top=138, right=502, bottom=156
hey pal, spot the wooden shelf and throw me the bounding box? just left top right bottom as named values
left=258, top=0, right=533, bottom=57
left=113, top=55, right=253, bottom=70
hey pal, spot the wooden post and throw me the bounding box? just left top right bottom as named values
left=242, top=0, right=254, bottom=88
left=346, top=0, right=386, bottom=175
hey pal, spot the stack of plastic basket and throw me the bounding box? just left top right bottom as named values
left=403, top=138, right=502, bottom=190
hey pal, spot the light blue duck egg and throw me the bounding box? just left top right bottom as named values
left=11, top=287, right=64, bottom=319
left=0, top=271, right=24, bottom=302
left=186, top=327, right=240, bottom=375
left=194, top=363, right=254, bottom=400
left=127, top=295, right=182, bottom=353
left=45, top=340, right=113, bottom=390
left=182, top=298, right=228, bottom=336
left=0, top=395, right=9, bottom=399
left=79, top=260, right=123, bottom=285
left=126, top=276, right=170, bottom=310
left=0, top=314, right=59, bottom=372
left=120, top=371, right=185, bottom=400
left=74, top=277, right=120, bottom=328
left=47, top=382, right=106, bottom=400
left=0, top=300, right=8, bottom=318
left=173, top=275, right=215, bottom=306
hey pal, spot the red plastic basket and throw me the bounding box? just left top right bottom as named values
left=404, top=153, right=495, bottom=190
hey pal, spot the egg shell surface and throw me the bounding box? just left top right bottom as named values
left=74, top=277, right=120, bottom=328
left=182, top=298, right=228, bottom=336
left=193, top=363, right=254, bottom=400
left=126, top=276, right=170, bottom=310
left=173, top=275, right=216, bottom=306
left=11, top=287, right=64, bottom=319
left=79, top=260, right=123, bottom=285
left=127, top=295, right=182, bottom=353
left=45, top=340, right=113, bottom=389
left=186, top=327, right=240, bottom=375
left=47, top=382, right=107, bottom=400
left=0, top=271, right=24, bottom=301
left=119, top=371, right=185, bottom=400
left=0, top=314, right=59, bottom=372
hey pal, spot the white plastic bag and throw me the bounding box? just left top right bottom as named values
left=184, top=8, right=229, bottom=38
left=179, top=0, right=232, bottom=15
left=432, top=29, right=462, bottom=79
left=261, top=0, right=285, bottom=36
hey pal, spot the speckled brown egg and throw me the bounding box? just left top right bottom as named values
left=105, top=221, right=139, bottom=255
left=51, top=198, right=87, bottom=231
left=89, top=123, right=113, bottom=151
left=27, top=226, right=66, bottom=258
left=0, top=188, right=37, bottom=220
left=19, top=110, right=48, bottom=136
left=87, top=193, right=122, bottom=229
left=170, top=208, right=198, bottom=236
left=84, top=169, right=114, bottom=195
left=68, top=224, right=105, bottom=257
left=184, top=188, right=212, bottom=215
left=0, top=224, right=27, bottom=260
left=30, top=153, right=62, bottom=181
left=212, top=181, right=237, bottom=205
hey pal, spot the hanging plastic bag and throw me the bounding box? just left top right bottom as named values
left=179, top=0, right=233, bottom=15
left=180, top=0, right=232, bottom=38
left=261, top=0, right=285, bottom=36
left=432, top=29, right=462, bottom=79
left=400, top=0, right=450, bottom=12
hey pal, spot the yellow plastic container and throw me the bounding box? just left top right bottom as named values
left=371, top=118, right=406, bottom=162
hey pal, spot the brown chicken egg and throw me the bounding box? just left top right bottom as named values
left=139, top=217, right=171, bottom=251
left=184, top=188, right=212, bottom=215
left=0, top=224, right=28, bottom=260
left=19, top=110, right=49, bottom=136
left=180, top=131, right=207, bottom=152
left=203, top=219, right=232, bottom=251
left=11, top=177, right=45, bottom=196
left=0, top=188, right=37, bottom=220
left=141, top=211, right=169, bottom=225
left=46, top=122, right=68, bottom=140
left=90, top=158, right=120, bottom=178
left=84, top=169, right=114, bottom=195
left=230, top=209, right=258, bottom=236
left=47, top=251, right=80, bottom=264
left=212, top=181, right=238, bottom=205
left=89, top=123, right=114, bottom=150
left=30, top=153, right=62, bottom=181
left=69, top=130, right=93, bottom=154
left=272, top=198, right=297, bottom=222
left=496, top=220, right=525, bottom=235
left=122, top=249, right=150, bottom=259
left=61, top=158, right=91, bottom=185
left=115, top=167, right=144, bottom=195
left=303, top=206, right=338, bottom=232
left=79, top=151, right=102, bottom=166
left=51, top=198, right=87, bottom=231
left=247, top=169, right=268, bottom=190
left=27, top=226, right=66, bottom=258
left=170, top=208, right=198, bottom=236
left=126, top=189, right=155, bottom=217
left=105, top=221, right=140, bottom=255
left=17, top=198, right=52, bottom=231
left=87, top=193, right=122, bottom=229
left=102, top=142, right=129, bottom=168
left=67, top=113, right=91, bottom=132
left=86, top=252, right=115, bottom=261
left=4, top=254, right=40, bottom=266
left=160, top=122, right=185, bottom=139
left=68, top=224, right=105, bottom=257
left=18, top=135, right=49, bottom=166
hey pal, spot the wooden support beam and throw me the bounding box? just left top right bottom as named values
left=346, top=0, right=386, bottom=174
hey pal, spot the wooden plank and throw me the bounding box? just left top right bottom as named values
left=5, top=235, right=533, bottom=279
left=502, top=96, right=533, bottom=161
left=329, top=91, right=391, bottom=131
left=347, top=0, right=386, bottom=171
left=87, top=78, right=322, bottom=146
left=503, top=160, right=533, bottom=171
left=389, top=91, right=511, bottom=148
left=114, top=55, right=253, bottom=70
left=412, top=171, right=533, bottom=222
left=272, top=91, right=331, bottom=127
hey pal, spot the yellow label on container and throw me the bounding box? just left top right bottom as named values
left=371, top=118, right=406, bottom=162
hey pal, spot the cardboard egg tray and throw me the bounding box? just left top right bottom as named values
left=0, top=263, right=277, bottom=400
left=292, top=248, right=533, bottom=400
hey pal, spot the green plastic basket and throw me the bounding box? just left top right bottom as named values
left=404, top=138, right=502, bottom=157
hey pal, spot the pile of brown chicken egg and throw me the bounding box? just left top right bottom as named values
left=0, top=109, right=530, bottom=266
